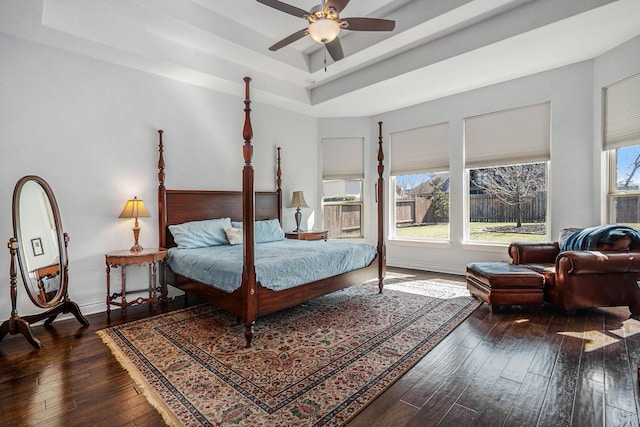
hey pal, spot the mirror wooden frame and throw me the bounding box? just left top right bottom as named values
left=0, top=176, right=89, bottom=349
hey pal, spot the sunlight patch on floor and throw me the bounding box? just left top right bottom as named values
left=608, top=317, right=640, bottom=339
left=558, top=330, right=619, bottom=352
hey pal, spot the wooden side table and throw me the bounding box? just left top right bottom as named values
left=105, top=248, right=167, bottom=317
left=285, top=230, right=328, bottom=241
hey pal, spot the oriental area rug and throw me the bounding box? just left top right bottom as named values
left=97, top=277, right=480, bottom=426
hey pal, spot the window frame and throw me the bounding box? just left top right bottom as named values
left=606, top=146, right=640, bottom=224
left=388, top=122, right=451, bottom=243
left=603, top=73, right=640, bottom=225
left=463, top=102, right=551, bottom=245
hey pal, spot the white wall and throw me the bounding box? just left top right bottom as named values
left=0, top=34, right=318, bottom=321
left=323, top=36, right=640, bottom=275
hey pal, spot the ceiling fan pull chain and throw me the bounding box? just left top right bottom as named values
left=324, top=49, right=327, bottom=72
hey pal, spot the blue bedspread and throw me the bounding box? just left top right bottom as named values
left=560, top=224, right=640, bottom=251
left=167, top=239, right=377, bottom=293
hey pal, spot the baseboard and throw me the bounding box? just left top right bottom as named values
left=387, top=257, right=466, bottom=276
left=81, top=301, right=110, bottom=316
left=79, top=286, right=186, bottom=317
left=31, top=289, right=186, bottom=326
left=24, top=301, right=105, bottom=327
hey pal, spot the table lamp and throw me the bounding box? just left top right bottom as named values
left=119, top=196, right=151, bottom=252
left=287, top=191, right=309, bottom=232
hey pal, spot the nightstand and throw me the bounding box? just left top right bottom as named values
left=285, top=230, right=328, bottom=241
left=105, top=248, right=167, bottom=317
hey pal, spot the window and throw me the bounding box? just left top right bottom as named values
left=465, top=102, right=550, bottom=243
left=390, top=123, right=450, bottom=240
left=608, top=145, right=640, bottom=225
left=321, top=138, right=364, bottom=238
left=604, top=73, right=640, bottom=225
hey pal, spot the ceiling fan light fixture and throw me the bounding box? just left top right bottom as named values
left=308, top=19, right=340, bottom=44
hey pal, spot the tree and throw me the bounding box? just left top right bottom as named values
left=621, top=151, right=640, bottom=189
left=429, top=176, right=449, bottom=224
left=476, top=163, right=545, bottom=228
left=396, top=173, right=429, bottom=199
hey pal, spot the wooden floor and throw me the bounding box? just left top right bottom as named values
left=1, top=267, right=639, bottom=426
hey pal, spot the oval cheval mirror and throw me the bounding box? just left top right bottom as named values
left=0, top=176, right=88, bottom=349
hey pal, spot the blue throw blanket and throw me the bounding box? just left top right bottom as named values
left=560, top=224, right=640, bottom=251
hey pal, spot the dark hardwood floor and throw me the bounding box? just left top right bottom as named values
left=1, top=267, right=639, bottom=426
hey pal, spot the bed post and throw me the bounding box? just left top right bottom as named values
left=276, top=146, right=282, bottom=223
left=157, top=129, right=167, bottom=249
left=377, top=121, right=386, bottom=294
left=241, top=77, right=257, bottom=348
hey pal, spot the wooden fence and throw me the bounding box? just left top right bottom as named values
left=615, top=196, right=640, bottom=223
left=396, top=197, right=434, bottom=224
left=396, top=192, right=546, bottom=225
left=469, top=192, right=546, bottom=223
left=324, top=192, right=546, bottom=236
left=323, top=204, right=362, bottom=238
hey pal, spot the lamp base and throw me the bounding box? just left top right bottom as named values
left=130, top=226, right=143, bottom=252
left=293, top=208, right=302, bottom=233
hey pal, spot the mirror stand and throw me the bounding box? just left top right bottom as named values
left=0, top=236, right=89, bottom=349
left=0, top=238, right=42, bottom=348
left=1, top=175, right=89, bottom=349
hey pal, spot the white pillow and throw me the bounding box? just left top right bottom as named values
left=223, top=227, right=243, bottom=245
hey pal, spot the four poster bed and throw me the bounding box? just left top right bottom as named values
left=157, top=77, right=386, bottom=347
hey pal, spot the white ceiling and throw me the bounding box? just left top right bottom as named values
left=1, top=0, right=640, bottom=117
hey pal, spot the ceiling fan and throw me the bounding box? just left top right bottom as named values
left=257, top=0, right=396, bottom=62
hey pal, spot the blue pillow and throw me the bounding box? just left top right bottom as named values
left=169, top=217, right=232, bottom=248
left=230, top=219, right=285, bottom=243
left=255, top=219, right=285, bottom=243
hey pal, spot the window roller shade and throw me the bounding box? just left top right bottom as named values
left=465, top=102, right=551, bottom=169
left=604, top=73, right=640, bottom=150
left=390, top=122, right=449, bottom=175
left=322, top=137, right=364, bottom=180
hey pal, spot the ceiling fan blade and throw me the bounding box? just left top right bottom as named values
left=340, top=17, right=396, bottom=31
left=325, top=0, right=350, bottom=14
left=257, top=0, right=308, bottom=18
left=325, top=37, right=344, bottom=61
left=269, top=28, right=308, bottom=51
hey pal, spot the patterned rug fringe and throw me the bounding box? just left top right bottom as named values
left=97, top=330, right=182, bottom=427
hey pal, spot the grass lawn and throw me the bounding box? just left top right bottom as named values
left=395, top=222, right=548, bottom=243
left=395, top=223, right=449, bottom=240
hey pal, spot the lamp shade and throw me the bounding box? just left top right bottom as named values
left=287, top=191, right=309, bottom=209
left=118, top=197, right=151, bottom=219
left=308, top=19, right=340, bottom=44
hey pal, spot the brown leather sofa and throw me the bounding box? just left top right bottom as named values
left=508, top=229, right=640, bottom=319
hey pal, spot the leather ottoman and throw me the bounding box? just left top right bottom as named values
left=466, top=262, right=545, bottom=312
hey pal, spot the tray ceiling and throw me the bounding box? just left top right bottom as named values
left=1, top=0, right=639, bottom=117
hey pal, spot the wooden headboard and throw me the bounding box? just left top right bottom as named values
left=157, top=130, right=283, bottom=249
